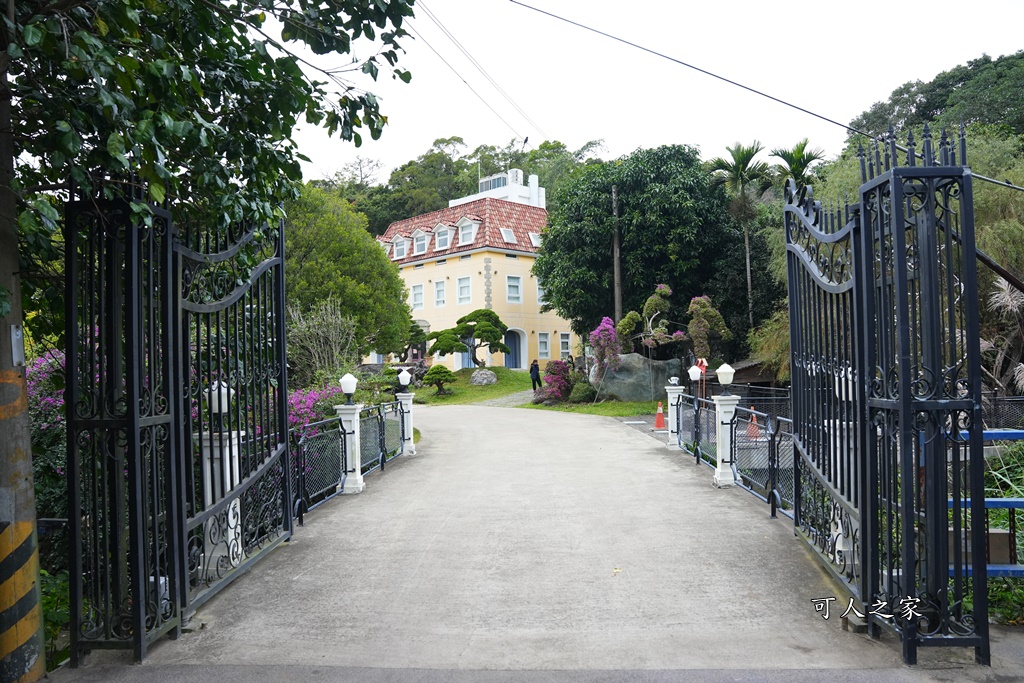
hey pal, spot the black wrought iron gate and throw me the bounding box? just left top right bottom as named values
left=65, top=193, right=290, bottom=663
left=785, top=128, right=989, bottom=664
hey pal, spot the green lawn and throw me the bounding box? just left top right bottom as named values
left=521, top=400, right=658, bottom=417
left=414, top=366, right=534, bottom=405
left=412, top=366, right=658, bottom=418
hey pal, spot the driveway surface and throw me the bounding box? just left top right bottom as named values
left=53, top=404, right=1024, bottom=682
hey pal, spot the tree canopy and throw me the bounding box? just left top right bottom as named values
left=284, top=183, right=409, bottom=356
left=849, top=51, right=1024, bottom=138
left=7, top=0, right=416, bottom=340
left=341, top=137, right=603, bottom=235
left=534, top=145, right=746, bottom=340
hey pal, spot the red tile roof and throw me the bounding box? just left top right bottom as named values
left=379, top=198, right=547, bottom=265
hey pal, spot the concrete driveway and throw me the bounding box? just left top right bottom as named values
left=52, top=404, right=1024, bottom=682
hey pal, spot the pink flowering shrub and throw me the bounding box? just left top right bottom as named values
left=288, top=384, right=346, bottom=433
left=588, top=317, right=622, bottom=383
left=541, top=360, right=574, bottom=401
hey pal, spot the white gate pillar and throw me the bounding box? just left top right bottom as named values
left=335, top=403, right=365, bottom=494
left=200, top=430, right=242, bottom=577
left=396, top=392, right=416, bottom=455
left=713, top=394, right=740, bottom=487
left=665, top=385, right=686, bottom=449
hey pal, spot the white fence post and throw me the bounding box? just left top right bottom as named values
left=713, top=394, right=740, bottom=487
left=396, top=392, right=416, bottom=455
left=335, top=402, right=365, bottom=494
left=665, top=385, right=686, bottom=449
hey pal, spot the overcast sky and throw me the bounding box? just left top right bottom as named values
left=291, top=0, right=1023, bottom=184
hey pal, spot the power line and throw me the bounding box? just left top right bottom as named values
left=418, top=1, right=550, bottom=141
left=406, top=23, right=527, bottom=143
left=508, top=0, right=1024, bottom=196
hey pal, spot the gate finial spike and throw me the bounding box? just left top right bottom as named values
left=940, top=128, right=950, bottom=166
left=959, top=120, right=968, bottom=165
left=906, top=129, right=916, bottom=167
left=922, top=124, right=934, bottom=166
left=857, top=143, right=867, bottom=184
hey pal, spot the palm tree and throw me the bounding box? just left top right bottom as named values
left=770, top=138, right=825, bottom=188
left=708, top=141, right=772, bottom=329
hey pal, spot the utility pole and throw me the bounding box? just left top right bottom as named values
left=0, top=6, right=46, bottom=675
left=611, top=185, right=622, bottom=323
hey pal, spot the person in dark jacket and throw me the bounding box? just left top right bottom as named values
left=529, top=359, right=543, bottom=391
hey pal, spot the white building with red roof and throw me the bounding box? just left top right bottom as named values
left=378, top=170, right=578, bottom=370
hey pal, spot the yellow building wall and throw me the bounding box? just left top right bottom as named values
left=399, top=249, right=578, bottom=371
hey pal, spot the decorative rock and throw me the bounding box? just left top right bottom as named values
left=470, top=369, right=498, bottom=386
left=597, top=353, right=682, bottom=402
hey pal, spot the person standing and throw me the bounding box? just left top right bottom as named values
left=529, top=359, right=543, bottom=391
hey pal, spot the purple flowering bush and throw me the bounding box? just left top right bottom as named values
left=589, top=317, right=622, bottom=383
left=287, top=384, right=347, bottom=445
left=27, top=351, right=68, bottom=520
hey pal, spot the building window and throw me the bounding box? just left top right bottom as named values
left=537, top=281, right=546, bottom=305
left=435, top=280, right=445, bottom=307
left=500, top=228, right=517, bottom=244
left=414, top=234, right=427, bottom=254
left=435, top=259, right=447, bottom=266
left=411, top=284, right=423, bottom=310
left=560, top=333, right=571, bottom=359
left=393, top=239, right=406, bottom=259
left=528, top=232, right=542, bottom=247
left=457, top=276, right=471, bottom=305
left=538, top=332, right=550, bottom=360
left=505, top=253, right=518, bottom=259
left=506, top=275, right=522, bottom=303
left=435, top=229, right=450, bottom=250
left=459, top=223, right=475, bottom=245
left=413, top=264, right=423, bottom=270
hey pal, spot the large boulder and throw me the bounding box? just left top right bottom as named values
left=597, top=353, right=682, bottom=402
left=470, top=368, right=498, bottom=386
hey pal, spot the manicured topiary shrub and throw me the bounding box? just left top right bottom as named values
left=568, top=381, right=597, bottom=404
left=423, top=364, right=458, bottom=395
left=542, top=360, right=574, bottom=401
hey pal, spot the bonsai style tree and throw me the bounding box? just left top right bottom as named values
left=422, top=364, right=458, bottom=395
left=616, top=284, right=688, bottom=355
left=425, top=329, right=469, bottom=358
left=427, top=308, right=510, bottom=367
left=397, top=318, right=428, bottom=362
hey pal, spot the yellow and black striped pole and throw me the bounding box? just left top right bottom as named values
left=0, top=66, right=45, bottom=681
left=0, top=517, right=44, bottom=683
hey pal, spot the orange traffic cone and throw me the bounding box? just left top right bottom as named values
left=746, top=407, right=759, bottom=439
left=654, top=401, right=666, bottom=429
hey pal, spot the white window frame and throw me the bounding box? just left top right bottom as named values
left=392, top=239, right=407, bottom=259
left=414, top=233, right=428, bottom=254
left=560, top=333, right=571, bottom=358
left=538, top=332, right=550, bottom=360
left=434, top=280, right=445, bottom=307
left=459, top=223, right=475, bottom=245
left=500, top=228, right=517, bottom=244
left=528, top=232, right=542, bottom=247
left=537, top=281, right=546, bottom=306
left=411, top=284, right=424, bottom=310
left=457, top=276, right=471, bottom=305
left=506, top=275, right=522, bottom=304
left=434, top=229, right=450, bottom=250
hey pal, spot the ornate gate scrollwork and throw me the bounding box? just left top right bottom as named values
left=786, top=127, right=989, bottom=665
